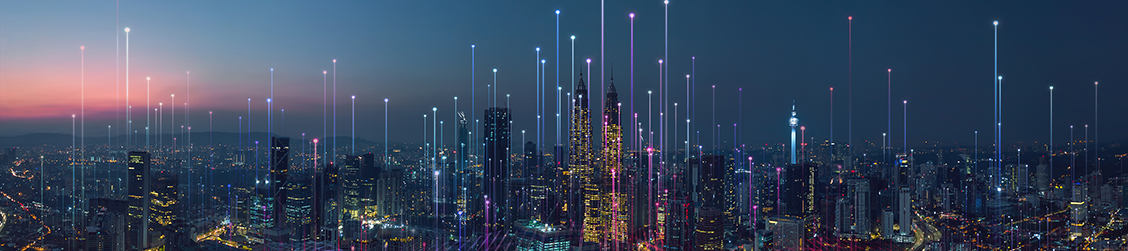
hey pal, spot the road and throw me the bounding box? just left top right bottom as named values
left=909, top=212, right=941, bottom=251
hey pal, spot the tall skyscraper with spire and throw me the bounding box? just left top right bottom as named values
left=789, top=103, right=799, bottom=164
left=602, top=78, right=625, bottom=246
left=570, top=73, right=598, bottom=244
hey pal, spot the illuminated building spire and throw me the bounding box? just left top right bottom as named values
left=790, top=102, right=799, bottom=164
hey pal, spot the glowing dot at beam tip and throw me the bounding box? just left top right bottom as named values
left=323, top=71, right=327, bottom=74
left=658, top=59, right=662, bottom=64
left=993, top=21, right=998, bottom=26
left=146, top=77, right=150, bottom=81
left=571, top=35, right=575, bottom=40
left=270, top=68, right=273, bottom=71
left=904, top=100, right=907, bottom=104
left=433, top=107, right=437, bottom=111
left=848, top=16, right=852, bottom=20
left=556, top=10, right=560, bottom=14
left=686, top=74, right=690, bottom=78
left=471, top=44, right=475, bottom=48
left=385, top=98, right=388, bottom=102
left=493, top=68, right=497, bottom=72
left=80, top=46, right=84, bottom=50
left=664, top=0, right=668, bottom=4
left=888, top=68, right=891, bottom=72
left=72, top=114, right=76, bottom=118
left=587, top=59, right=592, bottom=63
left=536, top=47, right=540, bottom=51
left=1050, top=86, right=1053, bottom=90
left=351, top=95, right=355, bottom=99
left=629, top=13, right=634, bottom=18
left=333, top=59, right=336, bottom=63
left=998, top=76, right=1002, bottom=80
left=124, top=27, right=129, bottom=32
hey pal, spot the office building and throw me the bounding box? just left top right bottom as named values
left=485, top=107, right=511, bottom=231
left=569, top=73, right=596, bottom=244
left=127, top=151, right=151, bottom=250
left=271, top=137, right=290, bottom=229
left=899, top=186, right=911, bottom=236
left=601, top=79, right=625, bottom=245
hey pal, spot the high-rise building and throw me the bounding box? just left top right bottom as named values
left=848, top=178, right=870, bottom=238
left=360, top=153, right=378, bottom=217
left=515, top=219, right=572, bottom=251
left=699, top=155, right=726, bottom=209
left=88, top=199, right=128, bottom=251
left=789, top=104, right=798, bottom=165
left=149, top=174, right=178, bottom=249
left=287, top=175, right=313, bottom=242
left=626, top=150, right=648, bottom=241
left=694, top=207, right=723, bottom=251
left=527, top=141, right=549, bottom=223
left=1071, top=182, right=1086, bottom=240
left=341, top=155, right=362, bottom=218
left=835, top=198, right=849, bottom=237
left=127, top=151, right=150, bottom=250
left=271, top=137, right=290, bottom=229
left=882, top=209, right=894, bottom=239
left=783, top=164, right=813, bottom=218
left=318, top=162, right=339, bottom=241
left=768, top=216, right=804, bottom=250
left=898, top=186, right=911, bottom=236
left=150, top=174, right=177, bottom=227
left=602, top=79, right=625, bottom=246
left=485, top=107, right=511, bottom=231
left=1035, top=157, right=1049, bottom=193
left=570, top=73, right=599, bottom=244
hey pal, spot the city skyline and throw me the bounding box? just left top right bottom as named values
left=1, top=2, right=1128, bottom=250
left=2, top=1, right=1125, bottom=147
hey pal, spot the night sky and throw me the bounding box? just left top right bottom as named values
left=1, top=1, right=1125, bottom=147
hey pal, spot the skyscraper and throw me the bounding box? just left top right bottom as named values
left=485, top=107, right=511, bottom=231
left=127, top=151, right=150, bottom=250
left=360, top=153, right=378, bottom=216
left=789, top=104, right=798, bottom=165
left=341, top=155, right=362, bottom=218
left=150, top=174, right=177, bottom=227
left=287, top=175, right=313, bottom=242
left=570, top=73, right=597, bottom=244
left=848, top=178, right=870, bottom=238
left=783, top=163, right=813, bottom=218
left=526, top=141, right=549, bottom=223
left=699, top=155, right=726, bottom=209
left=697, top=155, right=728, bottom=251
left=602, top=79, right=625, bottom=246
left=271, top=137, right=290, bottom=229
left=899, top=186, right=911, bottom=236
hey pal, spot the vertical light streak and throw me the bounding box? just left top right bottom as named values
left=352, top=95, right=356, bottom=155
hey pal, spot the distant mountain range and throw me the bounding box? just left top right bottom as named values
left=0, top=132, right=408, bottom=148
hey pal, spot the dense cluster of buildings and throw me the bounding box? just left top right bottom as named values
left=0, top=73, right=1125, bottom=251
